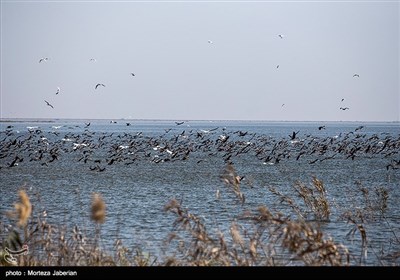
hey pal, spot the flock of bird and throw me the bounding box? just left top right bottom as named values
left=275, top=34, right=358, bottom=111
left=1, top=123, right=399, bottom=173
left=38, top=35, right=359, bottom=112
left=38, top=56, right=135, bottom=110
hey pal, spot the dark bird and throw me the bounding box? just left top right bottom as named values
left=281, top=103, right=285, bottom=107
left=85, top=122, right=91, bottom=127
left=276, top=65, right=280, bottom=69
left=39, top=57, right=49, bottom=63
left=175, top=121, right=185, bottom=126
left=353, top=74, right=360, bottom=78
left=126, top=123, right=131, bottom=126
left=44, top=100, right=54, bottom=109
left=130, top=73, right=135, bottom=76
left=278, top=34, right=285, bottom=39
left=340, top=107, right=350, bottom=110
left=95, top=83, right=105, bottom=89
left=318, top=125, right=326, bottom=130
left=289, top=131, right=300, bottom=140
left=89, top=58, right=97, bottom=62
left=56, top=87, right=60, bottom=95
left=341, top=98, right=345, bottom=102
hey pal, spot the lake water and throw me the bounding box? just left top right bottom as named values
left=1, top=119, right=399, bottom=265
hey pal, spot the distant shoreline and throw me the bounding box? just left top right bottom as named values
left=0, top=118, right=399, bottom=124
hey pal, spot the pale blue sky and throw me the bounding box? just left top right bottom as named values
left=1, top=1, right=399, bottom=121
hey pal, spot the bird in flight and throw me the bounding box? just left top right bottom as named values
left=208, top=40, right=213, bottom=44
left=353, top=74, right=360, bottom=78
left=45, top=100, right=54, bottom=109
left=276, top=65, right=280, bottom=69
left=278, top=34, right=285, bottom=39
left=175, top=121, right=185, bottom=126
left=130, top=73, right=135, bottom=77
left=318, top=125, right=326, bottom=130
left=289, top=131, right=300, bottom=140
left=39, top=57, right=49, bottom=63
left=56, top=87, right=60, bottom=95
left=95, top=83, right=105, bottom=89
left=89, top=58, right=97, bottom=62
left=281, top=103, right=285, bottom=107
left=340, top=107, right=349, bottom=110
left=341, top=98, right=345, bottom=102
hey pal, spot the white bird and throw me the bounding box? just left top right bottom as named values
left=56, top=87, right=60, bottom=95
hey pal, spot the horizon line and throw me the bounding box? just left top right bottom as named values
left=0, top=117, right=399, bottom=123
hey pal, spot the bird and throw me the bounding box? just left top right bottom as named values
left=278, top=34, right=285, bottom=39
left=56, top=87, right=60, bottom=95
left=276, top=65, right=280, bottom=69
left=95, top=83, right=105, bottom=89
left=353, top=74, right=360, bottom=78
left=340, top=107, right=349, bottom=110
left=44, top=100, right=54, bottom=109
left=208, top=40, right=213, bottom=44
left=289, top=131, right=300, bottom=140
left=318, top=125, right=326, bottom=130
left=130, top=73, right=135, bottom=76
left=39, top=57, right=49, bottom=63
left=89, top=58, right=97, bottom=62
left=175, top=121, right=185, bottom=126
left=341, top=98, right=345, bottom=102
left=281, top=103, right=285, bottom=107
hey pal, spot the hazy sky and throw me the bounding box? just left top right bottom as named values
left=1, top=1, right=399, bottom=121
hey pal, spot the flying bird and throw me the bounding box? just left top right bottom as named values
left=281, top=103, right=285, bottom=107
left=130, top=73, right=135, bottom=77
left=278, top=34, right=285, bottom=39
left=39, top=57, right=49, bottom=63
left=89, top=58, right=97, bottom=62
left=276, top=65, right=280, bottom=69
left=340, top=107, right=350, bottom=110
left=341, top=98, right=345, bottom=102
left=208, top=40, right=213, bottom=44
left=44, top=100, right=54, bottom=109
left=95, top=83, right=105, bottom=89
left=175, top=121, right=185, bottom=126
left=318, top=125, right=326, bottom=130
left=56, top=87, right=60, bottom=95
left=289, top=131, right=300, bottom=140
left=353, top=74, right=360, bottom=78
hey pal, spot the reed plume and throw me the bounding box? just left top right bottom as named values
left=8, top=190, right=32, bottom=227
left=91, top=193, right=106, bottom=224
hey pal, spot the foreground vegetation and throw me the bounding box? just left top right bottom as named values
left=1, top=165, right=399, bottom=266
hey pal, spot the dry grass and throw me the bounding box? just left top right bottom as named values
left=91, top=193, right=106, bottom=224
left=0, top=178, right=398, bottom=266
left=7, top=190, right=32, bottom=227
